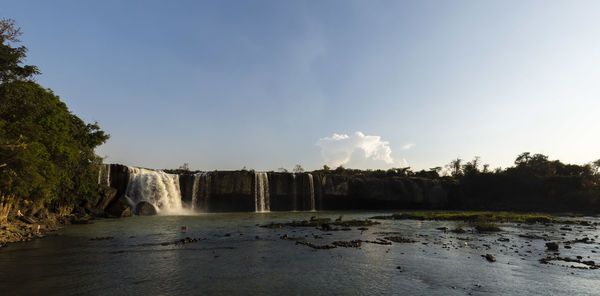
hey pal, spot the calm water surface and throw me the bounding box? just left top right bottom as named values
left=1, top=211, right=599, bottom=295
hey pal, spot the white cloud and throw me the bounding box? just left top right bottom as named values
left=316, top=131, right=410, bottom=168
left=401, top=143, right=414, bottom=150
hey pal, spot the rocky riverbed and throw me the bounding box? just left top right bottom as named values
left=1, top=211, right=599, bottom=295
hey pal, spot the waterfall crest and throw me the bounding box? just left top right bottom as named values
left=124, top=167, right=183, bottom=214
left=255, top=172, right=270, bottom=212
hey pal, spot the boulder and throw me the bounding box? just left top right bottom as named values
left=135, top=201, right=157, bottom=216
left=105, top=196, right=132, bottom=218
left=546, top=242, right=559, bottom=251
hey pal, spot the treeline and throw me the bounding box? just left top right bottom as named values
left=0, top=19, right=108, bottom=211
left=314, top=153, right=600, bottom=212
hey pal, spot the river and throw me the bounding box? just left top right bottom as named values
left=0, top=211, right=599, bottom=295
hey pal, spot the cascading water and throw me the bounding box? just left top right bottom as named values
left=191, top=174, right=200, bottom=210
left=307, top=173, right=315, bottom=211
left=254, top=172, right=270, bottom=212
left=124, top=167, right=183, bottom=214
left=98, top=164, right=111, bottom=187
left=190, top=172, right=211, bottom=212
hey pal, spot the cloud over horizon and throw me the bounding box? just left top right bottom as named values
left=316, top=131, right=410, bottom=169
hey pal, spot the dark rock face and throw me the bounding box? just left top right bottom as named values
left=135, top=201, right=157, bottom=216
left=319, top=175, right=449, bottom=210
left=101, top=164, right=453, bottom=213
left=105, top=196, right=132, bottom=218
left=86, top=185, right=118, bottom=215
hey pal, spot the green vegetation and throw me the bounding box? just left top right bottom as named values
left=0, top=19, right=108, bottom=210
left=371, top=211, right=569, bottom=224
left=472, top=220, right=501, bottom=232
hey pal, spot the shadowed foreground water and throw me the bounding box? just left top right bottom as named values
left=0, top=211, right=599, bottom=295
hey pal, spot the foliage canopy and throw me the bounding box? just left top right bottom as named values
left=0, top=19, right=108, bottom=205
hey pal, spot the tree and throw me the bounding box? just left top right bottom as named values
left=592, top=159, right=600, bottom=175
left=0, top=19, right=108, bottom=205
left=447, top=158, right=463, bottom=177
left=292, top=164, right=304, bottom=173
left=0, top=18, right=40, bottom=83
left=462, top=157, right=481, bottom=176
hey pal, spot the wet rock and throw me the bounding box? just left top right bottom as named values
left=384, top=236, right=416, bottom=243
left=295, top=241, right=336, bottom=249
left=497, top=237, right=510, bottom=242
left=364, top=239, right=392, bottom=245
left=436, top=227, right=449, bottom=232
left=135, top=201, right=157, bottom=216
left=90, top=236, right=114, bottom=241
left=568, top=237, right=593, bottom=244
left=332, top=240, right=362, bottom=248
left=540, top=256, right=600, bottom=269
left=176, top=237, right=199, bottom=244
left=484, top=254, right=496, bottom=262
left=546, top=242, right=559, bottom=251
left=519, top=233, right=545, bottom=240
left=560, top=227, right=572, bottom=231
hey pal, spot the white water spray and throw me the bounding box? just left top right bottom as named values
left=254, top=172, right=270, bottom=212
left=124, top=167, right=183, bottom=214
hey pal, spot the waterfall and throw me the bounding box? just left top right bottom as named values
left=191, top=174, right=200, bottom=210
left=98, top=164, right=111, bottom=187
left=191, top=172, right=211, bottom=212
left=124, top=167, right=183, bottom=214
left=307, top=173, right=315, bottom=211
left=254, top=172, right=270, bottom=212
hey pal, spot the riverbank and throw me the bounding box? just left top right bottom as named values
left=0, top=213, right=80, bottom=248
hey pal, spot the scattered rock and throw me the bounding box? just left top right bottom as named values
left=332, top=240, right=362, bottom=248
left=384, top=236, right=416, bottom=243
left=176, top=237, right=199, bottom=245
left=546, top=242, right=559, bottom=251
left=90, top=236, right=114, bottom=241
left=484, top=254, right=496, bottom=262
left=295, top=241, right=336, bottom=249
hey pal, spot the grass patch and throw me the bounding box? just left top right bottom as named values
left=472, top=220, right=501, bottom=232
left=370, top=211, right=577, bottom=224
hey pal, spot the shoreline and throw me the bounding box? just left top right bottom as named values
left=0, top=214, right=77, bottom=248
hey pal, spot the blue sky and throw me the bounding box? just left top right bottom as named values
left=3, top=1, right=600, bottom=171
